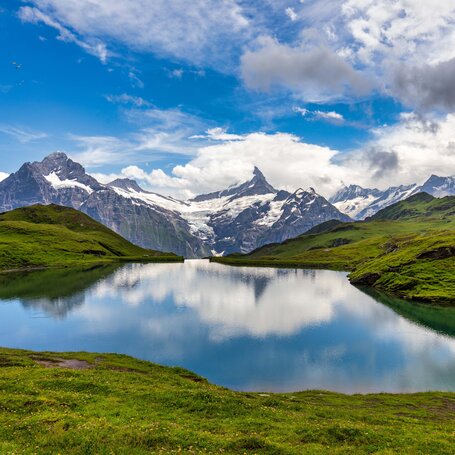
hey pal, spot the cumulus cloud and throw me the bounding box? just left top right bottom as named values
left=0, top=172, right=9, bottom=182
left=86, top=113, right=455, bottom=199
left=391, top=58, right=455, bottom=111
left=341, top=0, right=455, bottom=109
left=241, top=37, right=371, bottom=102
left=342, top=0, right=455, bottom=65
left=339, top=113, right=455, bottom=188
left=17, top=0, right=455, bottom=109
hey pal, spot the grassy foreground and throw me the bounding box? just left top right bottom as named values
left=213, top=194, right=455, bottom=304
left=0, top=348, right=454, bottom=454
left=0, top=204, right=182, bottom=271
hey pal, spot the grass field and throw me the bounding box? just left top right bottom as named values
left=0, top=347, right=453, bottom=454
left=0, top=204, right=182, bottom=271
left=212, top=194, right=455, bottom=304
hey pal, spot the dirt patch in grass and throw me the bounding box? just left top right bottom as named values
left=33, top=357, right=93, bottom=370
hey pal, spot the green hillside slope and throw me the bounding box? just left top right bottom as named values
left=0, top=204, right=182, bottom=271
left=212, top=194, right=455, bottom=304
left=0, top=348, right=453, bottom=454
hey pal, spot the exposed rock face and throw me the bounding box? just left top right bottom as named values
left=0, top=153, right=351, bottom=257
left=0, top=154, right=208, bottom=257
left=330, top=174, right=455, bottom=220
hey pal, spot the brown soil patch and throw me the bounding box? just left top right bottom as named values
left=34, top=358, right=93, bottom=370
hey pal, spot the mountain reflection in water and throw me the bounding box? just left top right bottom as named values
left=0, top=260, right=454, bottom=393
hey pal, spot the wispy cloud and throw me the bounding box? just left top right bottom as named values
left=69, top=107, right=211, bottom=167
left=16, top=0, right=455, bottom=110
left=294, top=107, right=345, bottom=123
left=0, top=124, right=48, bottom=143
left=104, top=93, right=152, bottom=107
left=18, top=6, right=109, bottom=63
left=18, top=0, right=250, bottom=70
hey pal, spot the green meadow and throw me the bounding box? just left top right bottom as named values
left=213, top=194, right=455, bottom=304
left=0, top=348, right=453, bottom=454
left=0, top=204, right=182, bottom=271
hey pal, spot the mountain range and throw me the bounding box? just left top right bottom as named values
left=329, top=174, right=455, bottom=220
left=1, top=153, right=453, bottom=257
left=0, top=153, right=350, bottom=257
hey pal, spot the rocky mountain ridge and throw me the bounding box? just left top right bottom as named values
left=330, top=175, right=455, bottom=220
left=0, top=153, right=350, bottom=257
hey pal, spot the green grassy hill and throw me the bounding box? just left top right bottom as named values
left=0, top=204, right=182, bottom=271
left=213, top=194, right=455, bottom=304
left=0, top=347, right=453, bottom=454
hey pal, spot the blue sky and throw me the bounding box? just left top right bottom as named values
left=1, top=0, right=455, bottom=198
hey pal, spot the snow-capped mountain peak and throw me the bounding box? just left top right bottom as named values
left=108, top=178, right=146, bottom=193
left=0, top=154, right=351, bottom=257
left=192, top=166, right=276, bottom=202
left=331, top=175, right=455, bottom=220
left=420, top=174, right=455, bottom=197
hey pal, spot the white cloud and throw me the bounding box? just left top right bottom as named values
left=69, top=107, right=210, bottom=167
left=315, top=111, right=344, bottom=121
left=0, top=125, right=48, bottom=143
left=285, top=7, right=298, bottom=21
left=342, top=0, right=455, bottom=65
left=18, top=0, right=250, bottom=69
left=0, top=172, right=9, bottom=182
left=340, top=112, right=455, bottom=188
left=104, top=93, right=151, bottom=107
left=294, top=107, right=345, bottom=123
left=169, top=69, right=184, bottom=79
left=128, top=70, right=144, bottom=88
left=17, top=1, right=455, bottom=108
left=18, top=6, right=108, bottom=63
left=87, top=113, right=455, bottom=199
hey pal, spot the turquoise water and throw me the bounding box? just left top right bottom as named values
left=0, top=260, right=454, bottom=393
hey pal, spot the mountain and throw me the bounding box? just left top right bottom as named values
left=214, top=194, right=455, bottom=304
left=330, top=174, right=455, bottom=220
left=0, top=153, right=209, bottom=258
left=0, top=204, right=180, bottom=271
left=0, top=154, right=350, bottom=257
left=420, top=174, right=455, bottom=197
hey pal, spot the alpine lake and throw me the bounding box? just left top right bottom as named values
left=0, top=259, right=454, bottom=393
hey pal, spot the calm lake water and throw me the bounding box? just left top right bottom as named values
left=0, top=260, right=454, bottom=393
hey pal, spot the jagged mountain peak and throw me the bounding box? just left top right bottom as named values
left=191, top=167, right=276, bottom=202
left=228, top=167, right=276, bottom=200
left=289, top=188, right=313, bottom=199
left=41, top=151, right=70, bottom=162
left=252, top=166, right=266, bottom=180
left=330, top=183, right=381, bottom=204
left=35, top=152, right=89, bottom=181
left=420, top=174, right=455, bottom=197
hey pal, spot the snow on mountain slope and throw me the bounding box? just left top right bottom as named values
left=0, top=153, right=350, bottom=256
left=331, top=175, right=455, bottom=220
left=45, top=171, right=94, bottom=194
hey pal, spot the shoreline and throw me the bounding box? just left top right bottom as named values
left=0, top=256, right=185, bottom=274
left=0, top=347, right=454, bottom=453
left=210, top=257, right=455, bottom=306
